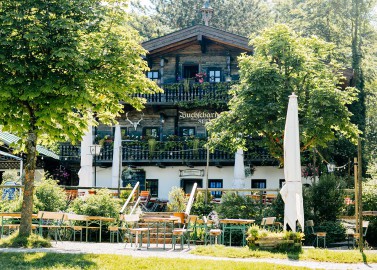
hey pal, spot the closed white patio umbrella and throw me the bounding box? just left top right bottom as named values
left=111, top=124, right=122, bottom=189
left=78, top=125, right=93, bottom=190
left=280, top=93, right=305, bottom=232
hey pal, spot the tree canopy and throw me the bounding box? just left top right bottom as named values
left=206, top=25, right=360, bottom=164
left=0, top=0, right=161, bottom=237
left=131, top=0, right=273, bottom=38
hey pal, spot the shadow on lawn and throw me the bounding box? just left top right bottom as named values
left=0, top=252, right=95, bottom=269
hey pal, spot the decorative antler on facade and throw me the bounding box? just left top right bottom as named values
left=125, top=113, right=144, bottom=130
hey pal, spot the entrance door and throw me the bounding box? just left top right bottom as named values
left=183, top=65, right=199, bottom=80
left=181, top=179, right=202, bottom=194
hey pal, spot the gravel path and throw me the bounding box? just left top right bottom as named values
left=0, top=242, right=376, bottom=270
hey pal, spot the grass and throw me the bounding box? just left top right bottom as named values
left=0, top=232, right=51, bottom=248
left=191, top=245, right=377, bottom=264
left=0, top=252, right=312, bottom=270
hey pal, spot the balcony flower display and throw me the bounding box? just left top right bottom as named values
left=195, top=72, right=206, bottom=83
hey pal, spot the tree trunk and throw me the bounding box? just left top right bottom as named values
left=19, top=132, right=37, bottom=238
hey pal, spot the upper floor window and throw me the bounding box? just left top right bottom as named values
left=147, top=71, right=159, bottom=82
left=251, top=179, right=266, bottom=189
left=179, top=127, right=196, bottom=137
left=208, top=68, right=222, bottom=82
left=143, top=127, right=160, bottom=138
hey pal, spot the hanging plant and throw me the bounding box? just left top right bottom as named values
left=192, top=138, right=200, bottom=157
left=148, top=138, right=157, bottom=157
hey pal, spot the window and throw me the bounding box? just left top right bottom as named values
left=143, top=127, right=160, bottom=138
left=183, top=65, right=199, bottom=79
left=179, top=127, right=195, bottom=137
left=209, top=179, right=223, bottom=198
left=208, top=68, right=222, bottom=82
left=251, top=179, right=266, bottom=189
left=279, top=179, right=285, bottom=188
left=147, top=71, right=159, bottom=82
left=146, top=179, right=158, bottom=197
left=111, top=127, right=128, bottom=139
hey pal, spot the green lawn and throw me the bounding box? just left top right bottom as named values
left=0, top=253, right=311, bottom=270
left=191, top=245, right=377, bottom=264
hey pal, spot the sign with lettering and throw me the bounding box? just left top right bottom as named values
left=179, top=111, right=219, bottom=124
left=179, top=169, right=204, bottom=177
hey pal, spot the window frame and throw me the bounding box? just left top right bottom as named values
left=179, top=127, right=196, bottom=137
left=142, top=127, right=160, bottom=138
left=147, top=70, right=160, bottom=82
left=207, top=67, right=222, bottom=83
left=251, top=179, right=267, bottom=189
left=208, top=179, right=223, bottom=198
left=146, top=179, right=159, bottom=197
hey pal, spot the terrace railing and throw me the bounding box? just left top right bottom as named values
left=59, top=140, right=274, bottom=164
left=134, top=81, right=234, bottom=104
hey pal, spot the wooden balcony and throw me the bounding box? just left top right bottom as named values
left=134, top=81, right=234, bottom=105
left=59, top=140, right=276, bottom=166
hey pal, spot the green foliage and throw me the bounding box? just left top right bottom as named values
left=190, top=191, right=214, bottom=217
left=206, top=24, right=359, bottom=164
left=316, top=221, right=346, bottom=244
left=69, top=189, right=121, bottom=218
left=308, top=174, right=345, bottom=223
left=215, top=192, right=258, bottom=219
left=362, top=178, right=377, bottom=246
left=34, top=178, right=68, bottom=212
left=2, top=170, right=19, bottom=183
left=167, top=186, right=187, bottom=212
left=0, top=232, right=51, bottom=248
left=246, top=225, right=303, bottom=252
left=134, top=0, right=272, bottom=38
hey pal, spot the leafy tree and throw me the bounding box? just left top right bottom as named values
left=206, top=25, right=359, bottom=164
left=0, top=0, right=161, bottom=238
left=133, top=0, right=273, bottom=38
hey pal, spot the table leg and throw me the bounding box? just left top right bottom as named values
left=86, top=221, right=88, bottom=242
left=99, top=220, right=102, bottom=242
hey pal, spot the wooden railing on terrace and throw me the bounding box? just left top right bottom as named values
left=59, top=141, right=274, bottom=164
left=134, top=81, right=234, bottom=104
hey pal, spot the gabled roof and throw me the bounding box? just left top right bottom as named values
left=0, top=132, right=59, bottom=160
left=142, top=24, right=252, bottom=55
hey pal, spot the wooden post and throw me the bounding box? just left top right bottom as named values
left=204, top=146, right=210, bottom=203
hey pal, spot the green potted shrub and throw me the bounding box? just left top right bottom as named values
left=167, top=186, right=188, bottom=223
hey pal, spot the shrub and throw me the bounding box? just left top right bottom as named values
left=69, top=189, right=121, bottom=218
left=167, top=186, right=187, bottom=212
left=34, top=178, right=68, bottom=212
left=191, top=191, right=214, bottom=217
left=316, top=220, right=345, bottom=244
left=308, top=174, right=345, bottom=223
left=215, top=192, right=258, bottom=220
left=362, top=178, right=377, bottom=246
left=246, top=225, right=303, bottom=252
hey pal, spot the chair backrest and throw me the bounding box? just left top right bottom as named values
left=139, top=191, right=150, bottom=203
left=65, top=213, right=88, bottom=222
left=262, top=217, right=276, bottom=226
left=362, top=220, right=370, bottom=236
left=305, top=220, right=315, bottom=234
left=123, top=214, right=140, bottom=223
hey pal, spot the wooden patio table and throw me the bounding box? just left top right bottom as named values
left=219, top=218, right=255, bottom=246
left=84, top=216, right=115, bottom=243
left=142, top=216, right=180, bottom=249
left=0, top=212, right=38, bottom=238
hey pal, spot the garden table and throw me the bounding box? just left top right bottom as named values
left=142, top=216, right=180, bottom=249
left=85, top=216, right=115, bottom=242
left=0, top=212, right=37, bottom=238
left=219, top=218, right=254, bottom=246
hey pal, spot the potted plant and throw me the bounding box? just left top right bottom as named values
left=167, top=186, right=188, bottom=223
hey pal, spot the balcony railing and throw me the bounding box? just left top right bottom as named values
left=134, top=81, right=235, bottom=104
left=59, top=140, right=275, bottom=165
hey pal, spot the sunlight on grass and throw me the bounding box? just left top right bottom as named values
left=0, top=252, right=312, bottom=270
left=190, top=245, right=377, bottom=263
left=0, top=232, right=51, bottom=248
